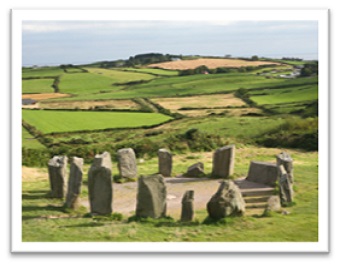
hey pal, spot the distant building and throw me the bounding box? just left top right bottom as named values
left=22, top=98, right=37, bottom=105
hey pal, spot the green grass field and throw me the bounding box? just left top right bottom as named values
left=22, top=78, right=55, bottom=94
left=250, top=84, right=318, bottom=105
left=22, top=67, right=64, bottom=78
left=22, top=127, right=46, bottom=149
left=22, top=110, right=172, bottom=134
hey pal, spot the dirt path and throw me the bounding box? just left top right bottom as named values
left=82, top=178, right=223, bottom=219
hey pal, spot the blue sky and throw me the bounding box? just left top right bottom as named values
left=22, top=20, right=318, bottom=66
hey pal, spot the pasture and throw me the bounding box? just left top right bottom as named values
left=22, top=67, right=64, bottom=78
left=22, top=126, right=45, bottom=149
left=22, top=110, right=172, bottom=134
left=249, top=84, right=318, bottom=105
left=22, top=78, right=55, bottom=94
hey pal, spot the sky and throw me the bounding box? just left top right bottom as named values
left=22, top=20, right=318, bottom=66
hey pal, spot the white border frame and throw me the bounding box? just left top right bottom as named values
left=11, top=9, right=329, bottom=253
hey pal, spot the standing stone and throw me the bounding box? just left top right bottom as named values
left=265, top=195, right=282, bottom=213
left=207, top=180, right=245, bottom=219
left=211, top=145, right=235, bottom=178
left=278, top=165, right=294, bottom=204
left=246, top=161, right=278, bottom=187
left=158, top=148, right=172, bottom=177
left=88, top=152, right=113, bottom=215
left=117, top=148, right=137, bottom=179
left=181, top=190, right=194, bottom=222
left=47, top=155, right=68, bottom=198
left=65, top=157, right=83, bottom=209
left=276, top=152, right=294, bottom=183
left=136, top=174, right=167, bottom=218
left=183, top=162, right=206, bottom=178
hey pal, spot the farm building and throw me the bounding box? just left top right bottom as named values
left=22, top=98, right=37, bottom=105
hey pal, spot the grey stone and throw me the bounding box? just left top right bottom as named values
left=88, top=152, right=113, bottom=215
left=278, top=165, right=294, bottom=203
left=212, top=145, right=235, bottom=178
left=65, top=157, right=83, bottom=209
left=207, top=180, right=245, bottom=219
left=47, top=155, right=68, bottom=198
left=276, top=152, right=294, bottom=183
left=158, top=148, right=172, bottom=177
left=183, top=162, right=205, bottom=178
left=265, top=195, right=282, bottom=212
left=246, top=161, right=278, bottom=187
left=136, top=174, right=167, bottom=218
left=181, top=190, right=194, bottom=222
left=117, top=148, right=137, bottom=179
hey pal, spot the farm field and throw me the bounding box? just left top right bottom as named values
left=148, top=58, right=283, bottom=70
left=249, top=84, right=318, bottom=105
left=22, top=126, right=45, bottom=149
left=119, top=68, right=179, bottom=76
left=152, top=94, right=246, bottom=110
left=22, top=78, right=55, bottom=94
left=38, top=99, right=141, bottom=110
left=22, top=110, right=172, bottom=134
left=22, top=67, right=64, bottom=78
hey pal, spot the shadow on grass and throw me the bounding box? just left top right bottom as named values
left=22, top=191, right=50, bottom=200
left=61, top=222, right=105, bottom=228
left=22, top=204, right=64, bottom=213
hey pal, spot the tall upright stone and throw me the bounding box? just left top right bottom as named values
left=136, top=174, right=167, bottom=218
left=88, top=152, right=113, bottom=215
left=158, top=148, right=172, bottom=177
left=207, top=180, right=245, bottom=219
left=47, top=155, right=68, bottom=198
left=211, top=145, right=235, bottom=178
left=278, top=165, right=294, bottom=204
left=117, top=148, right=137, bottom=179
left=276, top=152, right=294, bottom=183
left=65, top=157, right=83, bottom=209
left=181, top=190, right=194, bottom=222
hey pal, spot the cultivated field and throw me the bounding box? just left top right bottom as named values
left=22, top=110, right=172, bottom=134
left=148, top=58, right=282, bottom=70
left=38, top=99, right=140, bottom=110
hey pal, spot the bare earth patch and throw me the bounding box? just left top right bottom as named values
left=39, top=99, right=140, bottom=110
left=22, top=93, right=71, bottom=100
left=148, top=58, right=282, bottom=70
left=152, top=94, right=246, bottom=111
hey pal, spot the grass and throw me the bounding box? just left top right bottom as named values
left=21, top=146, right=318, bottom=242
left=22, top=67, right=64, bottom=78
left=22, top=109, right=173, bottom=134
left=250, top=84, right=318, bottom=105
left=22, top=126, right=45, bottom=149
left=22, top=78, right=55, bottom=94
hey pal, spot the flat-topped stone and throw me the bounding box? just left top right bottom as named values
left=246, top=161, right=278, bottom=187
left=158, top=148, right=172, bottom=177
left=211, top=145, right=235, bottom=178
